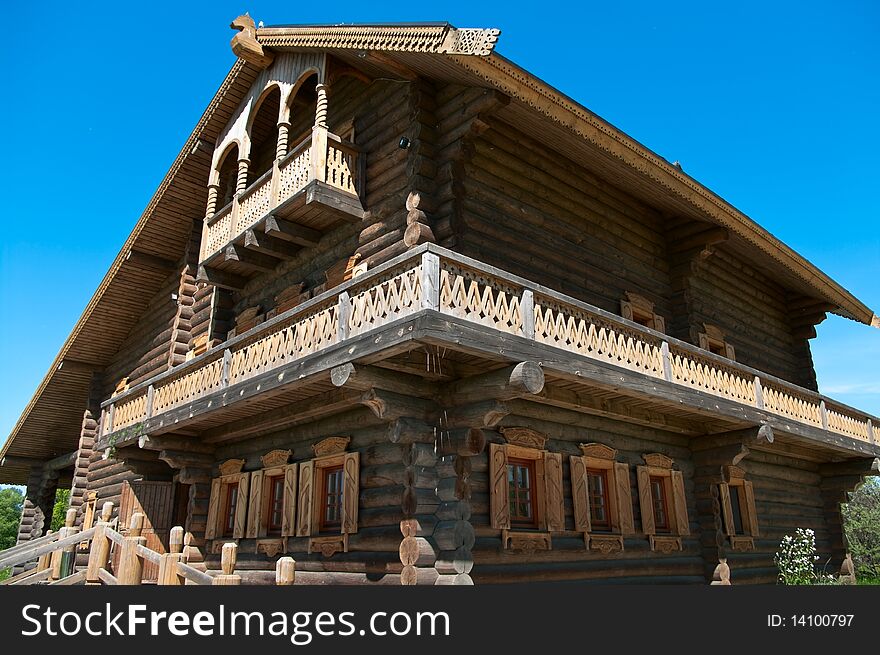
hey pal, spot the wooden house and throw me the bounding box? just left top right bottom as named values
left=2, top=17, right=879, bottom=585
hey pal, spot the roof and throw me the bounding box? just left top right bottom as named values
left=1, top=20, right=876, bottom=484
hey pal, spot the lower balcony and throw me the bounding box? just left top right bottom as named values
left=99, top=245, right=879, bottom=459
left=198, top=127, right=365, bottom=290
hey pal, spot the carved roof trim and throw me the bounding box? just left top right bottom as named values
left=313, top=436, right=351, bottom=458
left=500, top=427, right=547, bottom=450
left=257, top=24, right=500, bottom=56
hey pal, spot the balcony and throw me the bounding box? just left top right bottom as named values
left=199, top=127, right=365, bottom=286
left=100, top=245, right=879, bottom=456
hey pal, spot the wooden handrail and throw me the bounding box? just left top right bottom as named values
left=0, top=567, right=52, bottom=586
left=136, top=543, right=162, bottom=565
left=0, top=526, right=96, bottom=570
left=238, top=167, right=273, bottom=201
left=206, top=201, right=233, bottom=227
left=98, top=569, right=117, bottom=585
left=176, top=562, right=213, bottom=586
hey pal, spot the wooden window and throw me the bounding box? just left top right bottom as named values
left=205, top=459, right=250, bottom=541
left=586, top=469, right=611, bottom=530
left=490, top=428, right=565, bottom=551
left=570, top=443, right=634, bottom=552
left=620, top=292, right=665, bottom=333
left=319, top=465, right=344, bottom=532
left=636, top=453, right=689, bottom=552
left=245, top=450, right=298, bottom=540
left=718, top=465, right=759, bottom=551
left=222, top=483, right=239, bottom=537
left=295, top=438, right=359, bottom=555
left=650, top=476, right=670, bottom=533
left=698, top=323, right=735, bottom=360
left=508, top=458, right=539, bottom=529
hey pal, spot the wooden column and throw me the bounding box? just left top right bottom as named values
left=86, top=502, right=114, bottom=584
left=276, top=121, right=291, bottom=160
left=212, top=542, right=241, bottom=585
left=117, top=512, right=146, bottom=585
left=276, top=556, right=296, bottom=585
left=235, top=159, right=250, bottom=194
left=158, top=526, right=186, bottom=585
left=314, top=83, right=328, bottom=128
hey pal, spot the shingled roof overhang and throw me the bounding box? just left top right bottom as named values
left=1, top=22, right=875, bottom=485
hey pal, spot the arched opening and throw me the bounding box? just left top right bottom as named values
left=247, top=86, right=281, bottom=185
left=285, top=73, right=318, bottom=154
left=216, top=143, right=240, bottom=209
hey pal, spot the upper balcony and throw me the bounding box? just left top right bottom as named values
left=198, top=125, right=364, bottom=286
left=97, top=245, right=879, bottom=460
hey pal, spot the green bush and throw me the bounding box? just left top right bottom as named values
left=841, top=477, right=880, bottom=579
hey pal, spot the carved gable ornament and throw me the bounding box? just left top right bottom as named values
left=312, top=436, right=350, bottom=458
left=500, top=427, right=547, bottom=450
left=578, top=443, right=618, bottom=460
left=218, top=458, right=246, bottom=476
left=643, top=453, right=674, bottom=469
left=261, top=449, right=292, bottom=468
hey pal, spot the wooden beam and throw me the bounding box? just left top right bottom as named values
left=359, top=389, right=435, bottom=422
left=264, top=215, right=322, bottom=247
left=158, top=450, right=214, bottom=470
left=442, top=400, right=510, bottom=429
left=202, top=388, right=362, bottom=443
left=330, top=363, right=434, bottom=397
left=137, top=435, right=215, bottom=455
left=818, top=457, right=880, bottom=478
left=224, top=244, right=279, bottom=274
left=532, top=384, right=706, bottom=436
left=197, top=264, right=247, bottom=291
left=56, top=359, right=101, bottom=374
left=126, top=249, right=178, bottom=271
left=668, top=226, right=729, bottom=253
left=244, top=229, right=300, bottom=260
left=1, top=451, right=77, bottom=471
left=443, top=361, right=545, bottom=404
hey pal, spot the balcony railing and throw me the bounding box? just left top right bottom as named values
left=102, top=245, right=879, bottom=448
left=201, top=127, right=363, bottom=262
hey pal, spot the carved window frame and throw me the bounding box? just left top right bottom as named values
left=718, top=465, right=759, bottom=552
left=205, top=459, right=250, bottom=543
left=636, top=453, right=690, bottom=553
left=569, top=443, right=635, bottom=554
left=698, top=323, right=736, bottom=360
left=245, top=449, right=298, bottom=559
left=295, top=437, right=360, bottom=557
left=490, top=427, right=565, bottom=552
left=620, top=291, right=665, bottom=333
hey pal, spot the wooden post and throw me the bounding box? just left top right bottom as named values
left=276, top=122, right=291, bottom=160
left=753, top=377, right=764, bottom=409
left=710, top=558, right=731, bottom=585
left=311, top=126, right=328, bottom=183
left=337, top=291, right=351, bottom=341
left=820, top=400, right=828, bottom=430
left=59, top=508, right=78, bottom=578
left=421, top=251, right=440, bottom=311
left=221, top=349, right=232, bottom=388
left=868, top=420, right=875, bottom=445
left=314, top=83, right=328, bottom=128
left=661, top=342, right=673, bottom=382
left=36, top=531, right=53, bottom=572
left=145, top=385, right=155, bottom=419
left=49, top=509, right=77, bottom=581
left=158, top=526, right=185, bottom=585
left=520, top=289, right=535, bottom=340
left=117, top=512, right=146, bottom=585
left=86, top=502, right=114, bottom=585
left=276, top=556, right=296, bottom=585
left=106, top=403, right=116, bottom=434
left=212, top=542, right=241, bottom=585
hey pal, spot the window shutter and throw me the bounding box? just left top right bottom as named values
left=569, top=455, right=591, bottom=533
left=281, top=463, right=298, bottom=537
left=205, top=478, right=221, bottom=540
left=613, top=462, right=635, bottom=535
left=698, top=333, right=710, bottom=350
left=296, top=460, right=314, bottom=537
left=670, top=470, right=689, bottom=536
left=742, top=480, right=759, bottom=537
left=341, top=452, right=360, bottom=534
left=246, top=470, right=264, bottom=538
left=489, top=443, right=511, bottom=530
left=725, top=344, right=736, bottom=360
left=718, top=483, right=734, bottom=537
left=543, top=451, right=564, bottom=532
left=233, top=473, right=250, bottom=539
left=636, top=465, right=655, bottom=535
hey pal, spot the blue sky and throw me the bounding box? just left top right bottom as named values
left=0, top=0, right=878, bottom=451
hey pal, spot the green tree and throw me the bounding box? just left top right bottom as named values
left=50, top=489, right=71, bottom=532
left=0, top=486, right=24, bottom=551
left=842, top=477, right=880, bottom=580
left=0, top=486, right=25, bottom=581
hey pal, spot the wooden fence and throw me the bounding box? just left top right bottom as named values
left=0, top=503, right=296, bottom=586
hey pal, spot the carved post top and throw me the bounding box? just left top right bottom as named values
left=230, top=14, right=274, bottom=69
left=100, top=501, right=114, bottom=522
left=169, top=526, right=184, bottom=554
left=129, top=512, right=145, bottom=537
left=221, top=542, right=237, bottom=575
left=64, top=508, right=77, bottom=528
